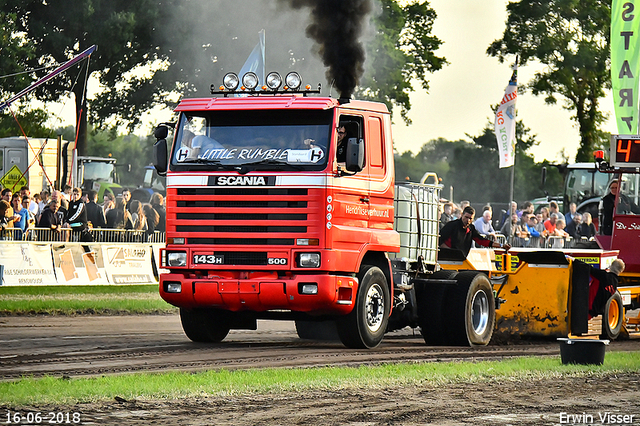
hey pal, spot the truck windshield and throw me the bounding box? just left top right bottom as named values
left=171, top=109, right=333, bottom=171
left=83, top=162, right=115, bottom=183
left=618, top=173, right=640, bottom=215
left=564, top=167, right=610, bottom=207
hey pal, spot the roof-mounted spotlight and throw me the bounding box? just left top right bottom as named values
left=285, top=72, right=302, bottom=90
left=242, top=72, right=259, bottom=90
left=223, top=72, right=239, bottom=90
left=266, top=72, right=283, bottom=90
left=211, top=71, right=320, bottom=96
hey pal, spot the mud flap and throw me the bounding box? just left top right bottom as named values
left=570, top=260, right=590, bottom=335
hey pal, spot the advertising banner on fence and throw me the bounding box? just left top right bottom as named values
left=102, top=244, right=156, bottom=284
left=0, top=243, right=57, bottom=286
left=51, top=244, right=110, bottom=285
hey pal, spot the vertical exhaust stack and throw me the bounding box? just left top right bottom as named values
left=280, top=0, right=372, bottom=100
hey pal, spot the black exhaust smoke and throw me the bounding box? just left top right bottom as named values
left=280, top=0, right=372, bottom=99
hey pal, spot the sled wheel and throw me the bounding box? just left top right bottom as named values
left=445, top=271, right=495, bottom=346
left=601, top=292, right=623, bottom=340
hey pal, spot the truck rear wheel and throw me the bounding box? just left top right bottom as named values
left=601, top=292, right=623, bottom=340
left=180, top=308, right=231, bottom=343
left=337, top=265, right=390, bottom=349
left=445, top=272, right=495, bottom=346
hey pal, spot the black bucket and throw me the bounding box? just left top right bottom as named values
left=558, top=338, right=609, bottom=365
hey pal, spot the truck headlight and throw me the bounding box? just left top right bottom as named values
left=298, top=253, right=320, bottom=268
left=167, top=252, right=187, bottom=267
left=299, top=283, right=318, bottom=295
left=164, top=282, right=182, bottom=293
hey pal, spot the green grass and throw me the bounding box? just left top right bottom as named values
left=2, top=352, right=639, bottom=405
left=0, top=285, right=177, bottom=315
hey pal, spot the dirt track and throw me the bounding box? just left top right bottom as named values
left=3, top=314, right=639, bottom=380
left=5, top=373, right=640, bottom=425
left=1, top=314, right=639, bottom=425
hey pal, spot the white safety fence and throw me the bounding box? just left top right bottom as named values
left=0, top=227, right=165, bottom=243
left=0, top=240, right=166, bottom=286
left=478, top=233, right=596, bottom=249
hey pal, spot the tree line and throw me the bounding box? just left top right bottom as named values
left=0, top=0, right=613, bottom=198
left=394, top=120, right=564, bottom=204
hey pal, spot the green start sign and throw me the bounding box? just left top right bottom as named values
left=0, top=164, right=28, bottom=191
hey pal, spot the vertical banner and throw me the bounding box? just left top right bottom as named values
left=612, top=0, right=640, bottom=134
left=494, top=62, right=518, bottom=168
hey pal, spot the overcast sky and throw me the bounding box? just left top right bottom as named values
left=391, top=0, right=617, bottom=163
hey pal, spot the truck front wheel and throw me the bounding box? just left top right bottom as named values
left=180, top=308, right=231, bottom=343
left=446, top=272, right=495, bottom=346
left=337, top=265, right=390, bottom=349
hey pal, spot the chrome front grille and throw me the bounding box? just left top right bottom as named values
left=172, top=187, right=315, bottom=247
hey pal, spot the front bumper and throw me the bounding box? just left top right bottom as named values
left=160, top=272, right=357, bottom=315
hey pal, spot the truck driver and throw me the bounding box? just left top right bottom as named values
left=336, top=124, right=348, bottom=162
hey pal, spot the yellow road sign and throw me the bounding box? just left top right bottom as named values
left=0, top=164, right=27, bottom=191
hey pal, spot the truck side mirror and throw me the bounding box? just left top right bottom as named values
left=345, top=138, right=364, bottom=172
left=154, top=125, right=169, bottom=140
left=154, top=139, right=168, bottom=176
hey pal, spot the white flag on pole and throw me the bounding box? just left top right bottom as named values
left=239, top=29, right=265, bottom=85
left=494, top=61, right=518, bottom=168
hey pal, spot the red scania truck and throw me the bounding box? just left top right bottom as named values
left=152, top=71, right=605, bottom=348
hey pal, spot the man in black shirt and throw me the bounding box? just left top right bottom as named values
left=600, top=178, right=640, bottom=235
left=565, top=213, right=582, bottom=239
left=85, top=189, right=107, bottom=228
left=439, top=206, right=511, bottom=258
left=65, top=187, right=90, bottom=241
left=600, top=180, right=617, bottom=236
left=38, top=197, right=64, bottom=235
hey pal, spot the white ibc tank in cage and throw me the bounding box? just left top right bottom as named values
left=393, top=182, right=440, bottom=264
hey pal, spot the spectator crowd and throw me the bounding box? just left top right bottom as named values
left=439, top=199, right=599, bottom=249
left=0, top=184, right=165, bottom=242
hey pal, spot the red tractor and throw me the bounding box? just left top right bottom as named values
left=593, top=134, right=640, bottom=337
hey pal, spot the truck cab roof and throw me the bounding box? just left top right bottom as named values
left=175, top=96, right=390, bottom=114
left=78, top=156, right=117, bottom=164
left=567, top=162, right=596, bottom=170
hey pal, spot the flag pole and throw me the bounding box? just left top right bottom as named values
left=509, top=56, right=518, bottom=209
left=509, top=144, right=515, bottom=209
left=509, top=55, right=518, bottom=211
left=494, top=55, right=519, bottom=209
